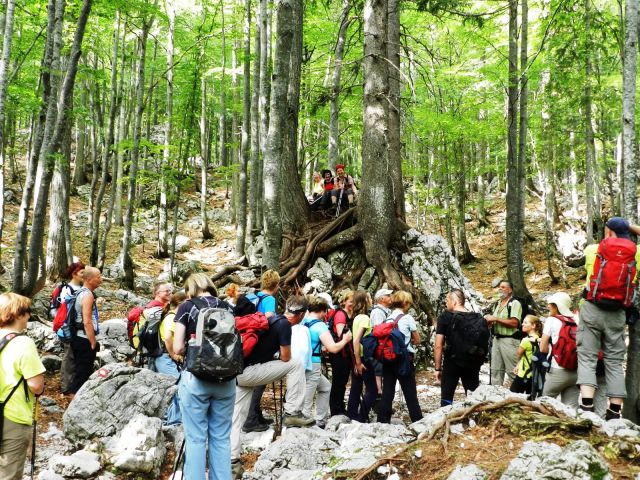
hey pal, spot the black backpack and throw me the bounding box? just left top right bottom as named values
left=446, top=311, right=490, bottom=367
left=185, top=298, right=243, bottom=382
left=137, top=307, right=165, bottom=358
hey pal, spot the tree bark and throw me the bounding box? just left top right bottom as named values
left=456, top=145, right=474, bottom=264
left=120, top=14, right=152, bottom=290
left=360, top=0, right=401, bottom=287
left=12, top=0, right=59, bottom=293
left=0, top=0, right=15, bottom=273
left=505, top=0, right=531, bottom=300
left=72, top=87, right=88, bottom=187
left=262, top=0, right=294, bottom=269
left=23, top=0, right=92, bottom=295
left=327, top=0, right=350, bottom=170
left=158, top=0, right=174, bottom=257
left=280, top=0, right=309, bottom=244
left=387, top=0, right=405, bottom=221
left=247, top=10, right=261, bottom=241
left=235, top=0, right=252, bottom=256
left=256, top=0, right=270, bottom=230
left=622, top=0, right=638, bottom=223
left=584, top=0, right=600, bottom=243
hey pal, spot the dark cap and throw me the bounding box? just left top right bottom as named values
left=606, top=217, right=630, bottom=239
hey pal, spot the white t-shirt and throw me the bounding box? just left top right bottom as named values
left=388, top=309, right=417, bottom=354
left=542, top=315, right=577, bottom=370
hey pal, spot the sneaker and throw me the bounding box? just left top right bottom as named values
left=231, top=460, right=244, bottom=480
left=242, top=421, right=269, bottom=433
left=605, top=408, right=621, bottom=421
left=283, top=411, right=315, bottom=427
left=257, top=412, right=274, bottom=425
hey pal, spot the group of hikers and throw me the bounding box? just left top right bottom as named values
left=309, top=164, right=357, bottom=214
left=436, top=216, right=640, bottom=423
left=0, top=215, right=638, bottom=480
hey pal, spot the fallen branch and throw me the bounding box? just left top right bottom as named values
left=210, top=263, right=248, bottom=282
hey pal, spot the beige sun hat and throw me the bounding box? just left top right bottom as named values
left=546, top=292, right=574, bottom=317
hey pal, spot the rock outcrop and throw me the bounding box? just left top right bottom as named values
left=63, top=364, right=176, bottom=442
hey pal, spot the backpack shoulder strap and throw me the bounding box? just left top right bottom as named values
left=0, top=333, right=27, bottom=405
left=393, top=313, right=405, bottom=327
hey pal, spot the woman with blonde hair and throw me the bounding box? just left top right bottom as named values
left=173, top=273, right=235, bottom=479
left=377, top=291, right=423, bottom=423
left=0, top=293, right=46, bottom=480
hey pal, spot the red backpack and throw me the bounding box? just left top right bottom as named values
left=371, top=314, right=405, bottom=363
left=586, top=237, right=637, bottom=309
left=551, top=315, right=578, bottom=371
left=235, top=312, right=269, bottom=358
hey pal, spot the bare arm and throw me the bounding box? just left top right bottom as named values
left=336, top=323, right=345, bottom=337
left=82, top=294, right=97, bottom=349
left=320, top=330, right=353, bottom=354
left=173, top=322, right=186, bottom=355
left=279, top=345, right=291, bottom=362
left=26, top=374, right=45, bottom=396
left=411, top=330, right=420, bottom=345
left=540, top=334, right=551, bottom=354
left=434, top=334, right=444, bottom=370
left=630, top=224, right=640, bottom=236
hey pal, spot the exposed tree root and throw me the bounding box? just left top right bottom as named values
left=354, top=398, right=593, bottom=480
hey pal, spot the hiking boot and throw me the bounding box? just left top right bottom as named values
left=579, top=403, right=594, bottom=413
left=231, top=460, right=244, bottom=480
left=242, top=421, right=269, bottom=433
left=257, top=412, right=274, bottom=425
left=605, top=408, right=621, bottom=421
left=283, top=411, right=315, bottom=427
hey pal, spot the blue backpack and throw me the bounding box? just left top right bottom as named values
left=246, top=292, right=268, bottom=312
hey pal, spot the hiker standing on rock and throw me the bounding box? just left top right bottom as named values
left=50, top=261, right=84, bottom=395
left=230, top=295, right=314, bottom=479
left=578, top=218, right=640, bottom=419
left=484, top=280, right=522, bottom=387
left=173, top=273, right=236, bottom=480
left=0, top=293, right=45, bottom=480
left=435, top=289, right=489, bottom=406
left=377, top=291, right=423, bottom=423
left=68, top=266, right=102, bottom=396
left=540, top=292, right=579, bottom=408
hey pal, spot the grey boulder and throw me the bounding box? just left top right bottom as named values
left=63, top=364, right=176, bottom=442
left=307, top=257, right=333, bottom=292
left=448, top=464, right=487, bottom=480
left=500, top=440, right=610, bottom=480
left=104, top=414, right=166, bottom=475
left=49, top=450, right=102, bottom=478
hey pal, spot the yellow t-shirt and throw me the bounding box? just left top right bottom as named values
left=159, top=311, right=176, bottom=345
left=352, top=314, right=372, bottom=356
left=516, top=333, right=539, bottom=379
left=0, top=333, right=46, bottom=426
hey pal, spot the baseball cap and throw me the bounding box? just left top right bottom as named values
left=374, top=289, right=393, bottom=300
left=605, top=217, right=630, bottom=239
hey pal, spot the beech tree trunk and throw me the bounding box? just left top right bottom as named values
left=158, top=0, right=174, bottom=257
left=387, top=0, right=405, bottom=221
left=235, top=0, right=251, bottom=256
left=327, top=0, right=350, bottom=170
left=622, top=0, right=638, bottom=223
left=280, top=0, right=309, bottom=244
left=0, top=0, right=15, bottom=273
left=247, top=12, right=261, bottom=242
left=456, top=146, right=474, bottom=264
left=22, top=0, right=92, bottom=296
left=360, top=0, right=401, bottom=286
left=120, top=14, right=152, bottom=290
left=262, top=0, right=294, bottom=269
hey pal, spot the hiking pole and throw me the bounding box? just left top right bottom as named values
left=171, top=438, right=186, bottom=480
left=279, top=380, right=285, bottom=433
left=335, top=181, right=346, bottom=218
left=271, top=382, right=280, bottom=434
left=30, top=398, right=39, bottom=480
